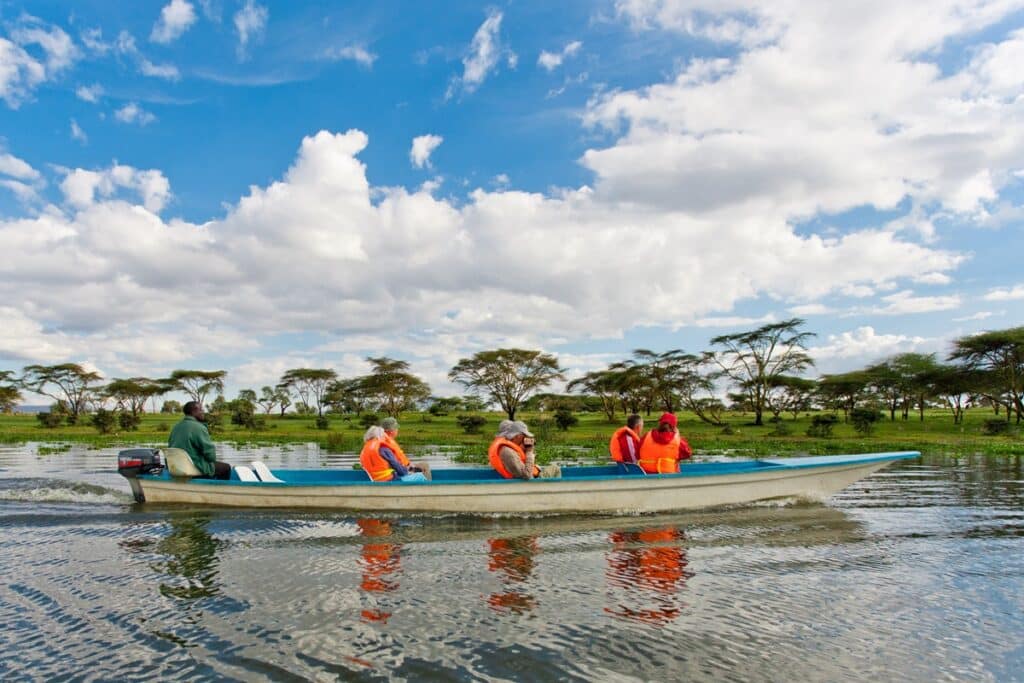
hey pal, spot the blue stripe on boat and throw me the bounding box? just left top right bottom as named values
left=140, top=451, right=920, bottom=487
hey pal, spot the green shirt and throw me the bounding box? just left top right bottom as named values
left=168, top=416, right=217, bottom=477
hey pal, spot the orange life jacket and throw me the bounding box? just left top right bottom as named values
left=488, top=437, right=540, bottom=479
left=638, top=432, right=681, bottom=474
left=382, top=434, right=410, bottom=467
left=609, top=426, right=641, bottom=463
left=360, top=439, right=396, bottom=482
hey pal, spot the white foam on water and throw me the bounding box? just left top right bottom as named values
left=0, top=480, right=131, bottom=505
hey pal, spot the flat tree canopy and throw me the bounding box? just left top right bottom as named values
left=449, top=349, right=564, bottom=420
left=360, top=357, right=431, bottom=417
left=708, top=319, right=815, bottom=426
left=950, top=326, right=1024, bottom=423
left=167, top=370, right=227, bottom=407
left=279, top=368, right=337, bottom=416
left=21, top=363, right=102, bottom=424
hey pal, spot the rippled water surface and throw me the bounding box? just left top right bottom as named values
left=1, top=443, right=1021, bottom=681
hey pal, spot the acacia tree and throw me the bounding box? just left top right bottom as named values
left=167, top=370, right=227, bottom=407
left=274, top=384, right=292, bottom=416
left=922, top=364, right=982, bottom=424
left=0, top=371, right=22, bottom=414
left=279, top=368, right=337, bottom=417
left=764, top=375, right=817, bottom=420
left=257, top=386, right=279, bottom=415
left=324, top=378, right=371, bottom=415
left=707, top=319, right=815, bottom=426
left=817, top=371, right=871, bottom=421
left=950, top=327, right=1024, bottom=423
left=359, top=357, right=431, bottom=417
left=104, top=377, right=166, bottom=416
left=567, top=369, right=620, bottom=421
left=21, top=363, right=102, bottom=424
left=449, top=349, right=564, bottom=420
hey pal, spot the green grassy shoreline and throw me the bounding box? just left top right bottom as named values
left=3, top=409, right=1022, bottom=463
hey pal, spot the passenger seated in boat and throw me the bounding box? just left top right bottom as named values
left=360, top=427, right=429, bottom=482
left=637, top=413, right=692, bottom=474
left=380, top=417, right=431, bottom=480
left=609, top=414, right=644, bottom=465
left=488, top=420, right=561, bottom=480
left=168, top=401, right=231, bottom=480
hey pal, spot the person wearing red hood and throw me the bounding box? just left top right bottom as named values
left=637, top=413, right=692, bottom=474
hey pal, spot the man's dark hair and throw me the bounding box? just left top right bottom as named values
left=183, top=400, right=201, bottom=416
left=626, top=414, right=642, bottom=430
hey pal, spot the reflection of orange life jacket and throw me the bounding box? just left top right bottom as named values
left=360, top=439, right=395, bottom=481
left=609, top=426, right=641, bottom=463
left=487, top=537, right=537, bottom=581
left=383, top=434, right=411, bottom=467
left=488, top=438, right=540, bottom=478
left=638, top=432, right=681, bottom=474
left=636, top=528, right=686, bottom=589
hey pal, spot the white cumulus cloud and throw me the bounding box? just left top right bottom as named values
left=151, top=0, right=197, bottom=44
left=410, top=134, right=443, bottom=169
left=234, top=0, right=268, bottom=60
left=447, top=10, right=514, bottom=98
left=538, top=40, right=581, bottom=71
left=60, top=164, right=171, bottom=213
left=70, top=119, right=87, bottom=144
left=324, top=45, right=376, bottom=67
left=114, top=102, right=156, bottom=126
left=983, top=284, right=1024, bottom=301
left=0, top=17, right=79, bottom=108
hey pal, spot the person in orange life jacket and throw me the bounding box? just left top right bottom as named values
left=609, top=414, right=644, bottom=465
left=360, top=426, right=428, bottom=482
left=637, top=412, right=693, bottom=474
left=488, top=420, right=561, bottom=480
left=380, top=417, right=431, bottom=481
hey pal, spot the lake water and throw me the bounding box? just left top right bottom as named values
left=0, top=443, right=1021, bottom=681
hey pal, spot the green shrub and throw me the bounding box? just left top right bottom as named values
left=118, top=411, right=141, bottom=431
left=315, top=416, right=330, bottom=430
left=768, top=418, right=791, bottom=436
left=806, top=414, right=838, bottom=438
left=982, top=419, right=1010, bottom=436
left=324, top=432, right=350, bottom=452
left=36, top=411, right=64, bottom=428
left=91, top=408, right=117, bottom=434
left=533, top=418, right=555, bottom=441
left=850, top=408, right=883, bottom=435
left=455, top=414, right=487, bottom=434
left=359, top=413, right=380, bottom=429
left=554, top=408, right=579, bottom=431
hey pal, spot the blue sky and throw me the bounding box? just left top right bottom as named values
left=1, top=0, right=1023, bottom=400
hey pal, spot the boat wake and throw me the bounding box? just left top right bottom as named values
left=0, top=478, right=132, bottom=505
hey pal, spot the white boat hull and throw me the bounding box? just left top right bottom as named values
left=136, top=456, right=908, bottom=514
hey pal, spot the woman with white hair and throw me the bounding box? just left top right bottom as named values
left=488, top=420, right=561, bottom=479
left=360, top=425, right=428, bottom=482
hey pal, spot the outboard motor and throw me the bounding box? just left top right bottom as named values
left=118, top=448, right=163, bottom=503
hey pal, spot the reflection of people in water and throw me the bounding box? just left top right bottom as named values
left=486, top=536, right=538, bottom=613
left=153, top=513, right=223, bottom=601
left=605, top=527, right=690, bottom=625
left=357, top=518, right=401, bottom=623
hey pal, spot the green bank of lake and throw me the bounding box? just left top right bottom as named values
left=0, top=442, right=1021, bottom=680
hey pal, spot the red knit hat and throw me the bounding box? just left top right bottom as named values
left=659, top=412, right=677, bottom=428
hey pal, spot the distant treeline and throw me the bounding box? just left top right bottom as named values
left=2, top=321, right=1022, bottom=433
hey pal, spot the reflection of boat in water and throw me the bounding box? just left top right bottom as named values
left=486, top=536, right=538, bottom=613
left=119, top=451, right=920, bottom=514
left=605, top=527, right=691, bottom=625
left=356, top=519, right=401, bottom=623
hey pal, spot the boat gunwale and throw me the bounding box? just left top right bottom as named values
left=137, top=451, right=920, bottom=488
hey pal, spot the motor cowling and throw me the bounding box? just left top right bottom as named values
left=117, top=448, right=163, bottom=478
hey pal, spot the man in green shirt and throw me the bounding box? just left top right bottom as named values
left=168, top=401, right=231, bottom=479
